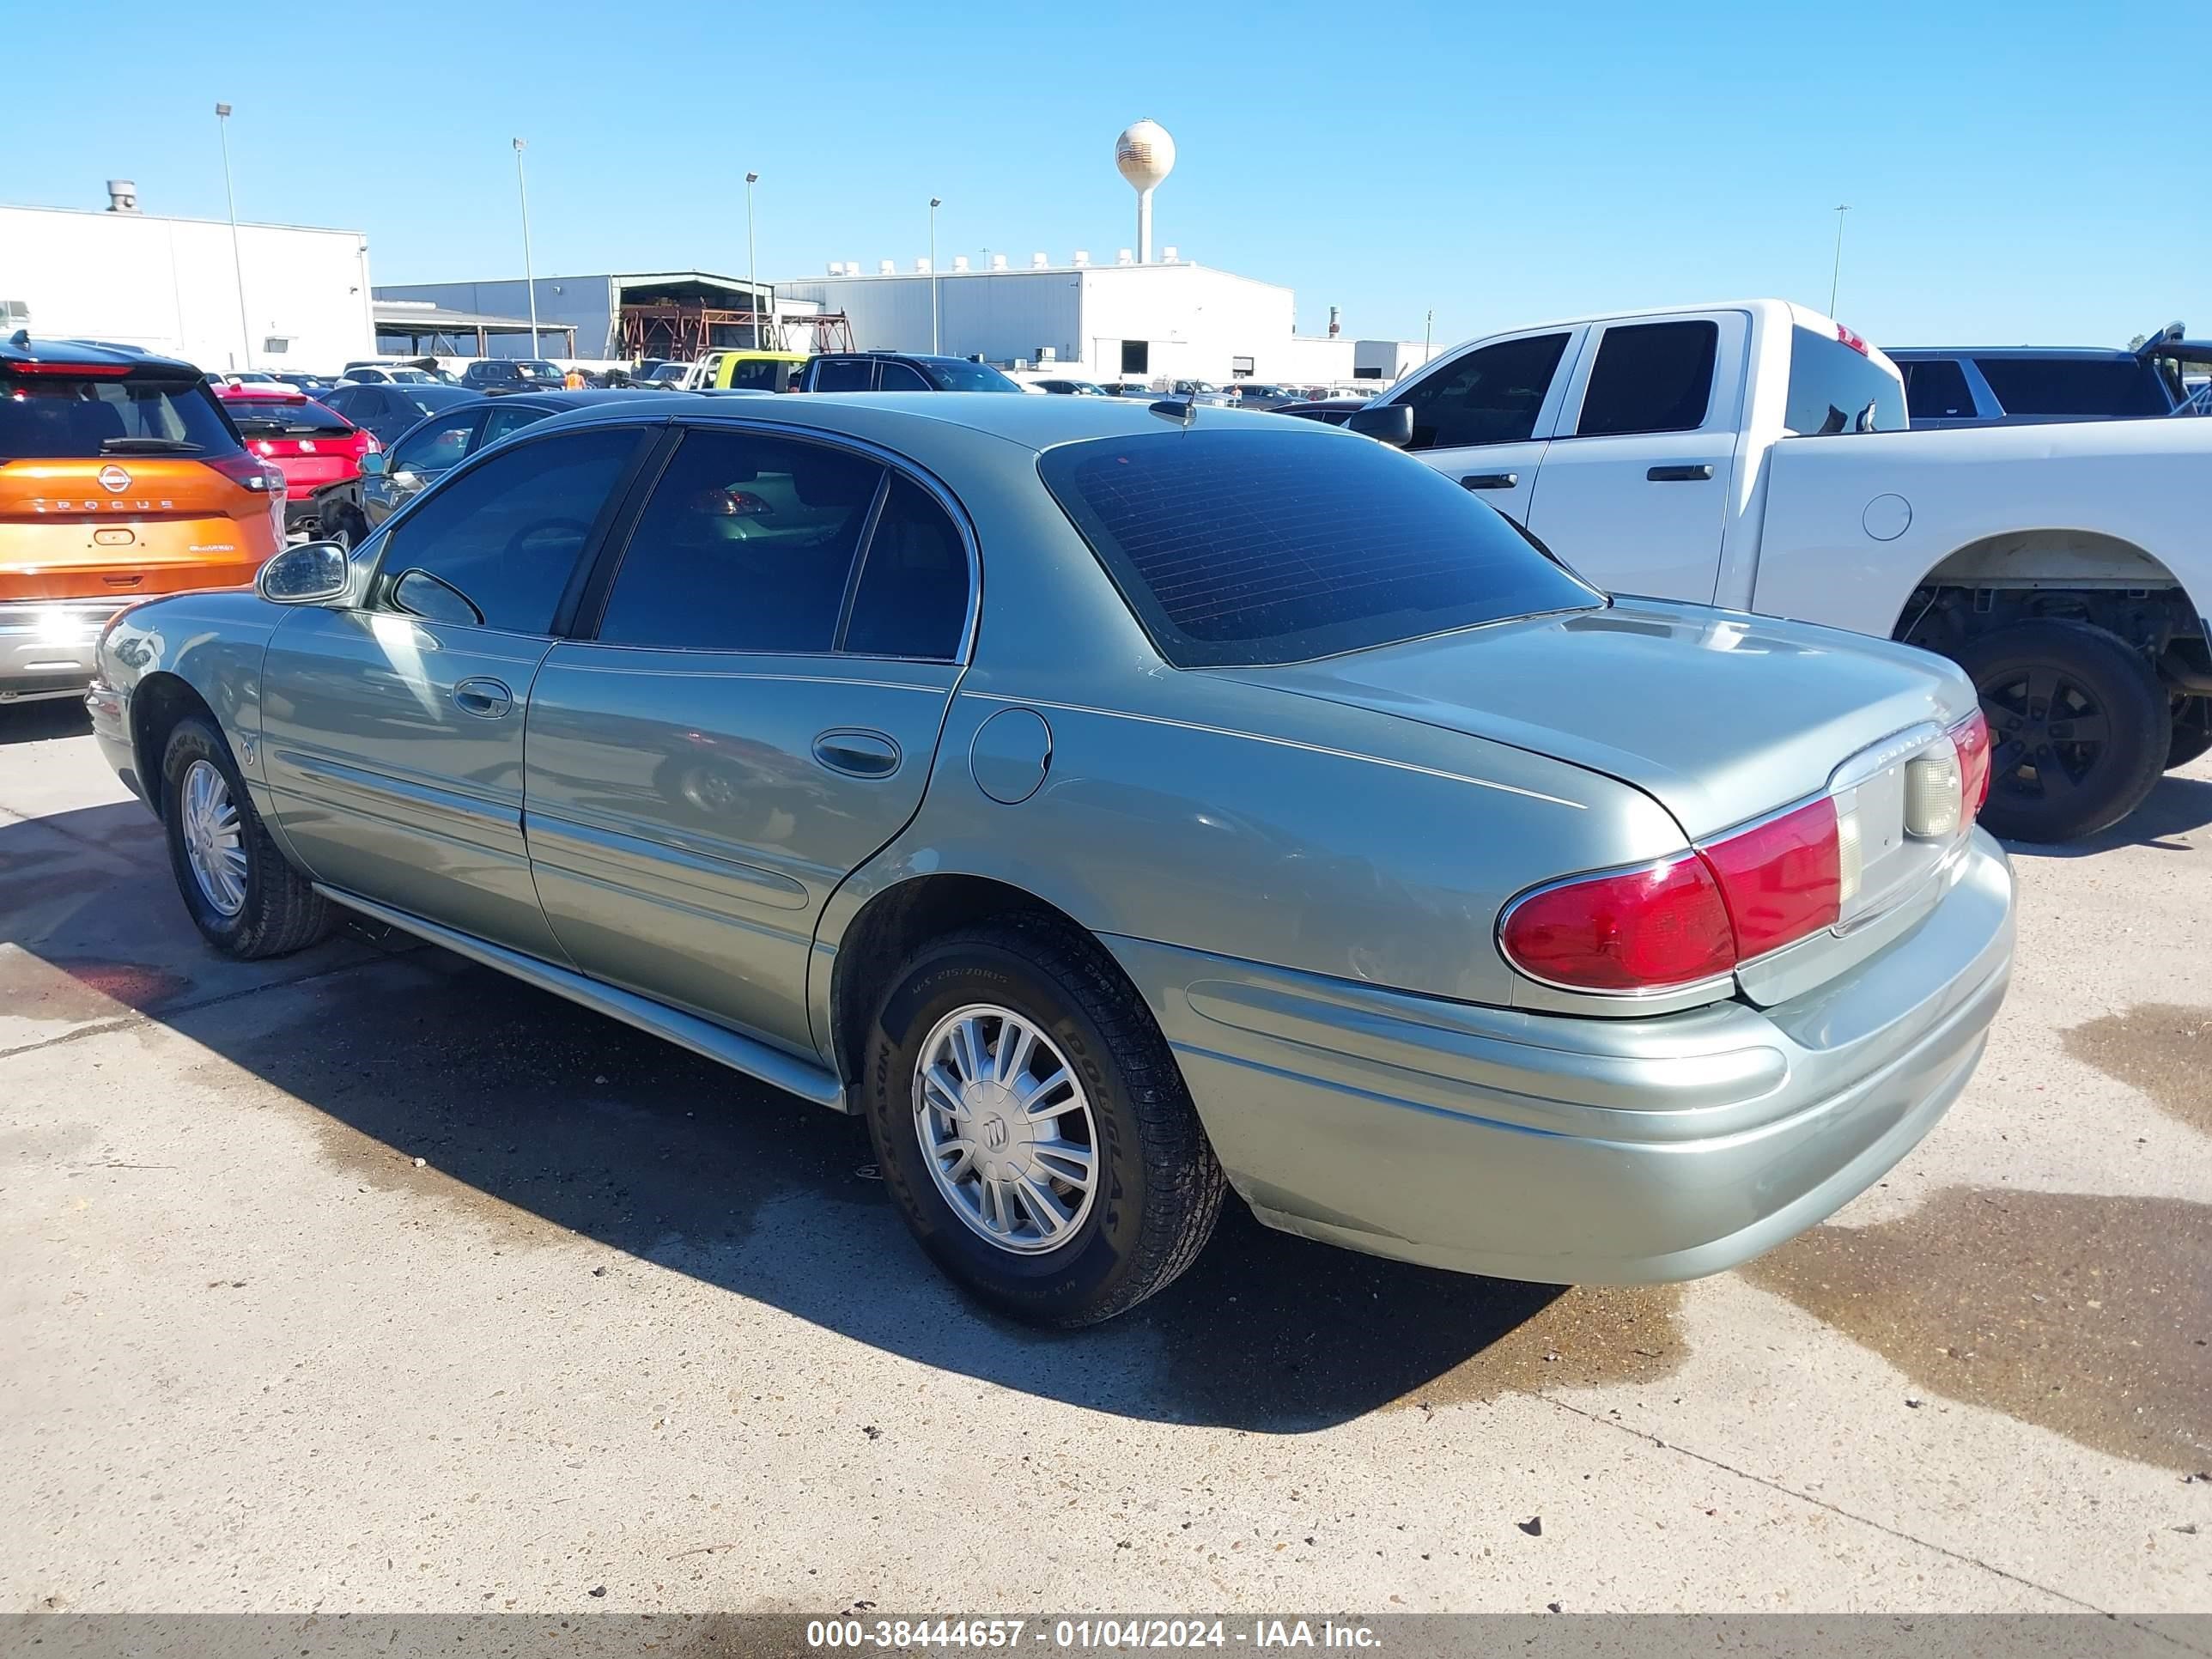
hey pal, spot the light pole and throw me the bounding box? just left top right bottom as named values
left=1827, top=204, right=1850, bottom=319
left=514, top=138, right=540, bottom=358
left=215, top=103, right=252, bottom=371
left=1423, top=308, right=1433, bottom=367
left=745, top=172, right=761, bottom=347
left=929, top=197, right=942, bottom=354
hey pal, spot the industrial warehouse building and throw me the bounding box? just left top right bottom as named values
left=778, top=255, right=1428, bottom=386
left=371, top=271, right=805, bottom=362
left=0, top=191, right=375, bottom=373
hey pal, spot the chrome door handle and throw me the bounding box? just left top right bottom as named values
left=453, top=677, right=514, bottom=719
left=811, top=730, right=901, bottom=778
left=1647, top=464, right=1714, bottom=482
left=1460, top=472, right=1518, bottom=489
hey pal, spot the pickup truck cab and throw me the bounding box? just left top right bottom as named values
left=1371, top=299, right=2212, bottom=842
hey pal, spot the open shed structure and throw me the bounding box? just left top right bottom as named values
left=373, top=299, right=575, bottom=358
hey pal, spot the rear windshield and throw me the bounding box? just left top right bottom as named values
left=921, top=360, right=1019, bottom=392
left=1037, top=428, right=1603, bottom=668
left=1783, top=326, right=1906, bottom=435
left=0, top=374, right=240, bottom=461
left=1973, top=356, right=2170, bottom=417
left=225, top=398, right=353, bottom=436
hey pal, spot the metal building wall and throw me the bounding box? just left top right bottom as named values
left=373, top=276, right=618, bottom=357
left=777, top=270, right=1084, bottom=364
left=1, top=204, right=374, bottom=374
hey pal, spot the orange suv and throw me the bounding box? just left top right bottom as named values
left=2, top=334, right=284, bottom=703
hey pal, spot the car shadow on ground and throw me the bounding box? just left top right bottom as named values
left=2002, top=771, right=2212, bottom=860
left=0, top=702, right=91, bottom=746
left=2, top=802, right=1614, bottom=1434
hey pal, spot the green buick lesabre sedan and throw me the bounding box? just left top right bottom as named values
left=85, top=394, right=2013, bottom=1326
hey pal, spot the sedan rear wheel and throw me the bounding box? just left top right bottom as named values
left=862, top=918, right=1226, bottom=1327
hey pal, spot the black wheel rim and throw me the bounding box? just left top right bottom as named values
left=1978, top=665, right=2108, bottom=806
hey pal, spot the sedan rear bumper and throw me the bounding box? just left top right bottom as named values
left=1103, top=831, right=2013, bottom=1285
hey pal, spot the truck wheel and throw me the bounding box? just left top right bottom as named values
left=1955, top=621, right=2170, bottom=842
left=2168, top=698, right=2212, bottom=770
left=860, top=917, right=1226, bottom=1328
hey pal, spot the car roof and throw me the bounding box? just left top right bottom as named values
left=0, top=333, right=199, bottom=376
left=525, top=390, right=1352, bottom=455
left=1885, top=345, right=2137, bottom=362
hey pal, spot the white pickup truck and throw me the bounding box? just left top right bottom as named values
left=1359, top=299, right=2211, bottom=842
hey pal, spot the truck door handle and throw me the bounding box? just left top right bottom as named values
left=812, top=730, right=901, bottom=778
left=452, top=678, right=514, bottom=719
left=1647, top=464, right=1714, bottom=482
left=1460, top=472, right=1518, bottom=490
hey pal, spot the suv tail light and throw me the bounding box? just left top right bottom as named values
left=1502, top=798, right=1850, bottom=994
left=203, top=452, right=285, bottom=494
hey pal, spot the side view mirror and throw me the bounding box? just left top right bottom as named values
left=1346, top=403, right=1414, bottom=447
left=359, top=450, right=388, bottom=477
left=255, top=540, right=351, bottom=605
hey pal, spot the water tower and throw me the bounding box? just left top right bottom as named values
left=1115, top=120, right=1176, bottom=264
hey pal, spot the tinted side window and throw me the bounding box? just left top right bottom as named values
left=875, top=362, right=932, bottom=392
left=844, top=477, right=968, bottom=659
left=594, top=429, right=884, bottom=653
left=813, top=358, right=872, bottom=392
left=1784, top=327, right=1906, bottom=435
left=382, top=428, right=639, bottom=633
left=728, top=358, right=793, bottom=392
left=1390, top=332, right=1568, bottom=449
left=482, top=403, right=549, bottom=443
left=392, top=411, right=479, bottom=477
left=1902, top=359, right=1975, bottom=420
left=1574, top=321, right=1718, bottom=437
left=1972, top=356, right=2169, bottom=417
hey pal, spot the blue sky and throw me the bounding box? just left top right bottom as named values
left=4, top=0, right=2203, bottom=349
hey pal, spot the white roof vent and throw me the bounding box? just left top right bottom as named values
left=1116, top=248, right=1133, bottom=265
left=1162, top=246, right=1179, bottom=262
left=1031, top=252, right=1048, bottom=269
left=826, top=261, right=844, bottom=276
left=989, top=252, right=1007, bottom=270
left=951, top=255, right=969, bottom=272
left=878, top=259, right=895, bottom=275
left=1073, top=250, right=1089, bottom=266
left=915, top=258, right=931, bottom=273
left=106, top=179, right=139, bottom=214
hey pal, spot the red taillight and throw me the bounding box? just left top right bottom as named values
left=1699, top=796, right=1842, bottom=957
left=1500, top=854, right=1736, bottom=993
left=202, top=452, right=285, bottom=493
left=1836, top=324, right=1869, bottom=356
left=1950, top=709, right=1990, bottom=824
left=1501, top=797, right=1847, bottom=994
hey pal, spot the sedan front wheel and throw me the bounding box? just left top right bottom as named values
left=161, top=715, right=336, bottom=959
left=861, top=918, right=1226, bottom=1327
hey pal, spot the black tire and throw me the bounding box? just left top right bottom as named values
left=2167, top=697, right=2212, bottom=771
left=1954, top=620, right=2170, bottom=842
left=161, top=715, right=336, bottom=958
left=860, top=917, right=1226, bottom=1328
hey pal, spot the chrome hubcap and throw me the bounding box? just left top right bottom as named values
left=180, top=758, right=247, bottom=916
left=914, top=1004, right=1098, bottom=1255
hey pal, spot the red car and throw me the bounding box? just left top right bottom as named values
left=213, top=385, right=379, bottom=546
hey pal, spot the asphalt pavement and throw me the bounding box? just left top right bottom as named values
left=2, top=701, right=2207, bottom=1615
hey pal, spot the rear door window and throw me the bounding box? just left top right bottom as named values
left=1388, top=332, right=1569, bottom=450
left=1038, top=427, right=1601, bottom=668
left=1901, top=358, right=1976, bottom=420
left=875, top=362, right=933, bottom=392
left=812, top=359, right=873, bottom=392
left=0, top=375, right=240, bottom=459
left=1572, top=321, right=1718, bottom=436
left=843, top=477, right=969, bottom=659
left=379, top=428, right=642, bottom=633
left=593, top=428, right=885, bottom=653
left=1972, top=356, right=2170, bottom=417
